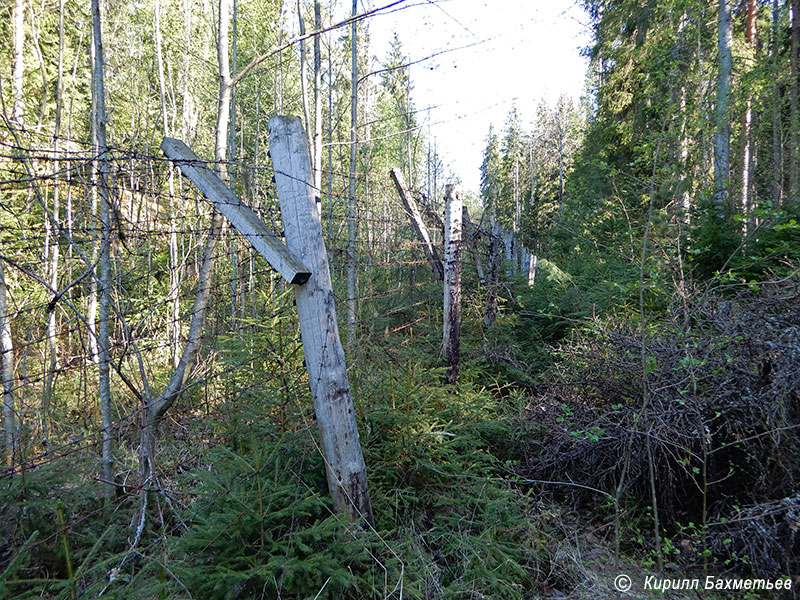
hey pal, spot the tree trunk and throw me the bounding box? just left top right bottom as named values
left=790, top=0, right=800, bottom=203
left=229, top=0, right=239, bottom=331
left=680, top=84, right=691, bottom=221
left=269, top=115, right=373, bottom=524
left=313, top=0, right=323, bottom=197
left=773, top=0, right=783, bottom=205
left=91, top=0, right=114, bottom=498
left=12, top=0, right=24, bottom=123
left=297, top=0, right=313, bottom=156
left=713, top=0, right=733, bottom=216
left=0, top=259, right=16, bottom=461
left=154, top=0, right=181, bottom=369
left=442, top=184, right=462, bottom=385
left=181, top=0, right=195, bottom=141
left=741, top=0, right=757, bottom=233
left=503, top=229, right=513, bottom=276
left=327, top=26, right=334, bottom=239
left=346, top=0, right=358, bottom=345
left=528, top=253, right=538, bottom=286
left=43, top=0, right=65, bottom=422
left=141, top=0, right=229, bottom=482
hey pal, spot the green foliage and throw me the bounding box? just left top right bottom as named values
left=361, top=365, right=541, bottom=598
left=168, top=426, right=397, bottom=600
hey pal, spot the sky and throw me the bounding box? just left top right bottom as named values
left=364, top=0, right=592, bottom=194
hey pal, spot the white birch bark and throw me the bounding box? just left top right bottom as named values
left=90, top=0, right=114, bottom=497
left=313, top=0, right=323, bottom=196
left=346, top=0, right=358, bottom=344
left=442, top=184, right=462, bottom=385
left=713, top=0, right=733, bottom=216
left=773, top=0, right=783, bottom=206
left=141, top=0, right=230, bottom=481
left=791, top=0, right=800, bottom=202
left=0, top=259, right=16, bottom=459
left=12, top=0, right=24, bottom=123
left=741, top=0, right=757, bottom=233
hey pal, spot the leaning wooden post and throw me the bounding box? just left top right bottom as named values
left=442, top=183, right=462, bottom=385
left=389, top=167, right=444, bottom=280
left=269, top=116, right=373, bottom=524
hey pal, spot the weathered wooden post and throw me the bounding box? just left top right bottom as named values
left=161, top=138, right=311, bottom=284
left=442, top=183, right=462, bottom=385
left=390, top=167, right=444, bottom=280
left=269, top=116, right=373, bottom=524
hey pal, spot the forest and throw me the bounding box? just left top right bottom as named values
left=0, top=0, right=799, bottom=597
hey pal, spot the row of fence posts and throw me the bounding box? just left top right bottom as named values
left=161, top=116, right=537, bottom=526
left=390, top=168, right=537, bottom=386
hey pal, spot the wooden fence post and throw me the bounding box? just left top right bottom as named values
left=389, top=167, right=443, bottom=280
left=269, top=116, right=373, bottom=524
left=443, top=183, right=462, bottom=385
left=161, top=137, right=310, bottom=284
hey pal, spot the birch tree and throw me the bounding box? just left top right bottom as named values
left=90, top=0, right=114, bottom=496
left=791, top=0, right=800, bottom=203
left=713, top=0, right=733, bottom=217
left=740, top=0, right=757, bottom=232
left=12, top=0, right=24, bottom=123
left=347, top=0, right=358, bottom=344
left=0, top=261, right=15, bottom=460
left=140, top=0, right=229, bottom=481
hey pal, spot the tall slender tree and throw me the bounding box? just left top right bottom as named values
left=90, top=0, right=114, bottom=497
left=713, top=0, right=733, bottom=218
left=347, top=0, right=358, bottom=344
left=790, top=0, right=800, bottom=203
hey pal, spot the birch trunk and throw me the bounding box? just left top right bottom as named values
left=528, top=254, right=538, bottom=287
left=791, top=0, right=800, bottom=203
left=680, top=85, right=691, bottom=220
left=0, top=259, right=16, bottom=460
left=713, top=0, right=733, bottom=216
left=297, top=0, right=313, bottom=155
left=12, top=0, right=24, bottom=123
left=43, top=0, right=65, bottom=418
left=141, top=0, right=229, bottom=481
left=773, top=0, right=783, bottom=205
left=442, top=184, right=462, bottom=385
left=346, top=0, right=358, bottom=344
left=154, top=0, right=181, bottom=368
left=313, top=0, right=323, bottom=196
left=740, top=0, right=757, bottom=233
left=91, top=0, right=114, bottom=497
